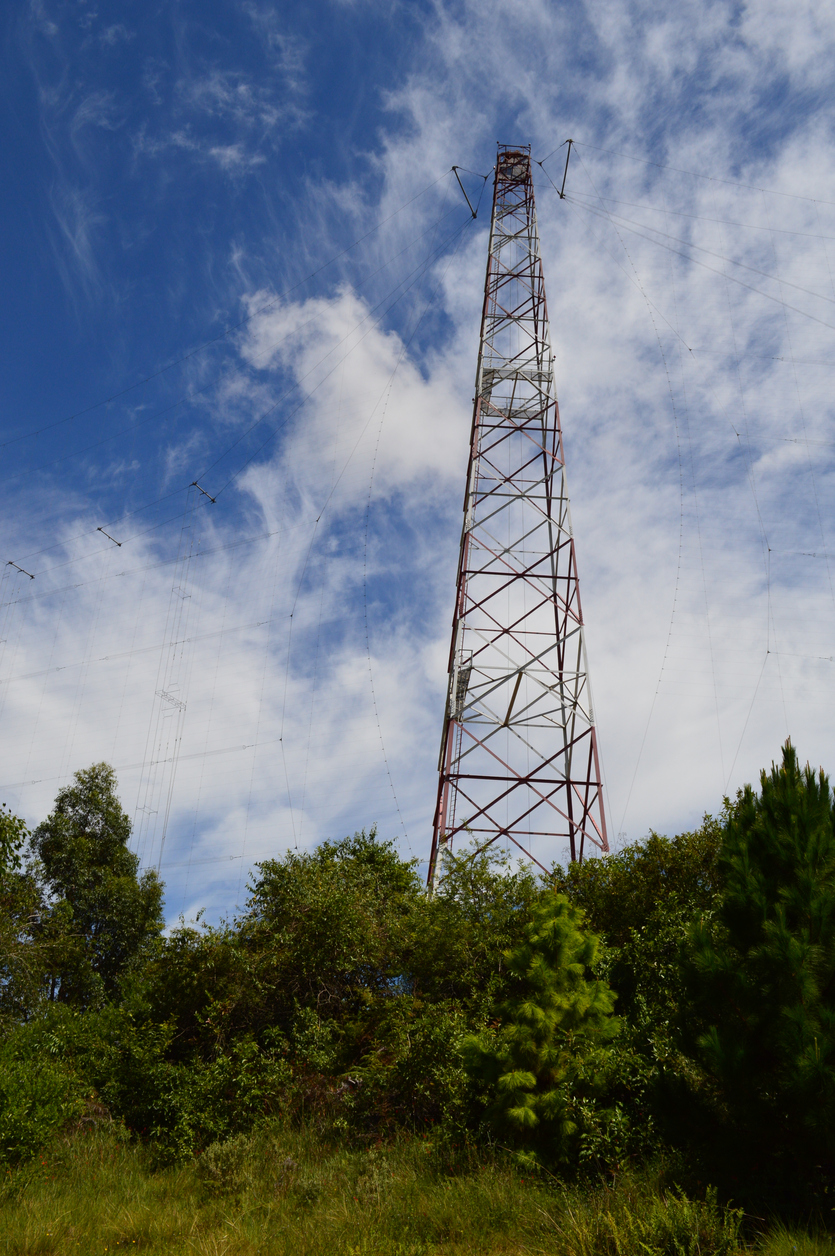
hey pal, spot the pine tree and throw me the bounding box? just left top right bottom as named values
left=687, top=742, right=835, bottom=1189
left=462, top=893, right=618, bottom=1159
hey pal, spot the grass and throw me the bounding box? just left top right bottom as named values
left=0, top=1125, right=831, bottom=1256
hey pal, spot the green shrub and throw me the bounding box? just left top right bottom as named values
left=462, top=893, right=619, bottom=1164
left=0, top=1043, right=85, bottom=1165
left=0, top=1002, right=295, bottom=1163
left=195, top=1131, right=255, bottom=1195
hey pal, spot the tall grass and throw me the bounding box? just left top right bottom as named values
left=0, top=1125, right=830, bottom=1256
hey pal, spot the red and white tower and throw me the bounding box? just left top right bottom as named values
left=428, top=145, right=608, bottom=888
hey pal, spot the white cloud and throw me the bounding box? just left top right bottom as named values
left=131, top=64, right=309, bottom=173
left=355, top=0, right=835, bottom=850
left=8, top=0, right=835, bottom=919
left=99, top=24, right=134, bottom=48
left=242, top=5, right=308, bottom=93
left=207, top=143, right=268, bottom=171
left=45, top=181, right=107, bottom=295
left=0, top=291, right=469, bottom=921
left=28, top=0, right=59, bottom=38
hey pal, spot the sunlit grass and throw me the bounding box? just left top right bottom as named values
left=0, top=1125, right=831, bottom=1256
left=757, top=1226, right=835, bottom=1256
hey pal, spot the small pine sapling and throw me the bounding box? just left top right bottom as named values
left=462, top=893, right=618, bottom=1162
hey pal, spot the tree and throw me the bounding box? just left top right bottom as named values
left=0, top=804, right=44, bottom=1024
left=29, top=764, right=163, bottom=1005
left=551, top=821, right=722, bottom=1029
left=136, top=835, right=546, bottom=1139
left=462, top=894, right=618, bottom=1162
left=552, top=819, right=724, bottom=1139
left=685, top=742, right=835, bottom=1199
left=408, top=843, right=543, bottom=1015
left=0, top=804, right=27, bottom=877
left=242, top=828, right=421, bottom=1020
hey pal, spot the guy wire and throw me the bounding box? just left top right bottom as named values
left=11, top=205, right=468, bottom=580
left=2, top=170, right=455, bottom=454
left=360, top=223, right=469, bottom=857
left=709, top=181, right=773, bottom=785
left=276, top=213, right=477, bottom=850
left=569, top=149, right=689, bottom=836
left=570, top=142, right=835, bottom=207
left=295, top=361, right=346, bottom=851
left=664, top=198, right=725, bottom=790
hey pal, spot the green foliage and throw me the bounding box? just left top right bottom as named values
left=29, top=763, right=163, bottom=1005
left=685, top=742, right=835, bottom=1200
left=758, top=1225, right=835, bottom=1256
left=553, top=821, right=722, bottom=1045
left=410, top=843, right=543, bottom=1016
left=462, top=894, right=618, bottom=1162
left=0, top=1036, right=86, bottom=1166
left=0, top=1000, right=295, bottom=1164
left=0, top=805, right=35, bottom=1025
left=6, top=748, right=835, bottom=1222
left=195, top=1130, right=258, bottom=1196
left=551, top=819, right=726, bottom=1167
left=344, top=998, right=471, bottom=1136
left=0, top=866, right=42, bottom=1027
left=243, top=827, right=421, bottom=1019
left=131, top=832, right=544, bottom=1143
left=136, top=829, right=422, bottom=1067
left=0, top=804, right=27, bottom=877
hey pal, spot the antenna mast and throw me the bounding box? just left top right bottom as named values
left=428, top=144, right=608, bottom=889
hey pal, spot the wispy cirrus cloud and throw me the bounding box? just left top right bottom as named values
left=97, top=23, right=134, bottom=48
left=6, top=0, right=835, bottom=925
left=19, top=0, right=310, bottom=300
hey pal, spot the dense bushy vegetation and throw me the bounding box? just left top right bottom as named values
left=2, top=744, right=835, bottom=1241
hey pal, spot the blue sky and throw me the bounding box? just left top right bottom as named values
left=3, top=0, right=835, bottom=922
left=3, top=2, right=431, bottom=501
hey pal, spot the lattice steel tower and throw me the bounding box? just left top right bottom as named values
left=428, top=144, right=608, bottom=888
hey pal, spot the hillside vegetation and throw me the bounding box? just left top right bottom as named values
left=1, top=743, right=835, bottom=1254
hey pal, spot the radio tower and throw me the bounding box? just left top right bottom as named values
left=428, top=144, right=608, bottom=889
